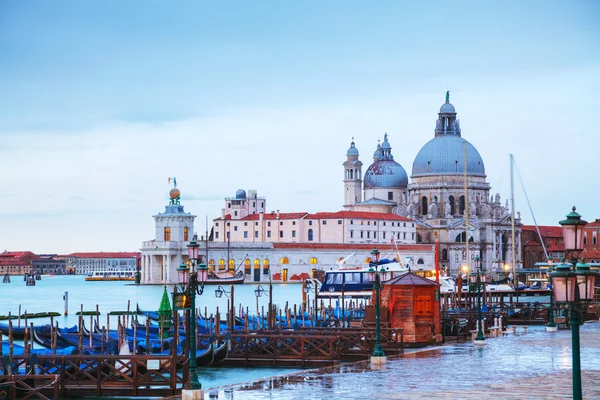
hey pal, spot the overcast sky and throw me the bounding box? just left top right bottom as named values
left=1, top=1, right=598, bottom=254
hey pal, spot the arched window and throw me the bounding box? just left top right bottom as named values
left=164, top=227, right=171, bottom=241
left=455, top=233, right=473, bottom=243
left=280, top=257, right=289, bottom=264
left=228, top=259, right=235, bottom=272
left=459, top=196, right=465, bottom=215
left=309, top=257, right=318, bottom=264
left=421, top=196, right=428, bottom=215
left=417, top=259, right=424, bottom=264
left=183, top=227, right=189, bottom=242
left=416, top=234, right=423, bottom=243
left=308, top=229, right=314, bottom=241
left=244, top=259, right=251, bottom=275
left=263, top=258, right=270, bottom=275
left=449, top=196, right=455, bottom=215
left=208, top=259, right=215, bottom=272
left=442, top=249, right=448, bottom=261
left=218, top=259, right=225, bottom=271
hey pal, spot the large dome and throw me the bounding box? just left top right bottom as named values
left=364, top=160, right=408, bottom=189
left=411, top=135, right=485, bottom=177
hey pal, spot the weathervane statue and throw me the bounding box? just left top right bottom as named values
left=168, top=177, right=180, bottom=205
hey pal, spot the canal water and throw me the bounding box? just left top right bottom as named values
left=0, top=275, right=306, bottom=389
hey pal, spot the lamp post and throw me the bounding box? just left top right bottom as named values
left=178, top=235, right=208, bottom=395
left=469, top=255, right=486, bottom=346
left=546, top=259, right=557, bottom=332
left=367, top=247, right=387, bottom=364
left=254, top=278, right=273, bottom=329
left=214, top=285, right=235, bottom=332
left=552, top=207, right=596, bottom=400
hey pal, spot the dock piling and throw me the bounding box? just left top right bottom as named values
left=63, top=291, right=68, bottom=316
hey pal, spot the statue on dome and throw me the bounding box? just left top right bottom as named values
left=168, top=177, right=181, bottom=205
left=445, top=90, right=450, bottom=103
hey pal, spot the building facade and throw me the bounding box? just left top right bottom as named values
left=32, top=254, right=67, bottom=275
left=0, top=251, right=39, bottom=275
left=68, top=252, right=139, bottom=275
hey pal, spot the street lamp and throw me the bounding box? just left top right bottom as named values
left=468, top=255, right=486, bottom=346
left=546, top=259, right=557, bottom=332
left=367, top=247, right=386, bottom=364
left=553, top=207, right=597, bottom=400
left=215, top=285, right=235, bottom=332
left=255, top=280, right=273, bottom=329
left=178, top=235, right=208, bottom=392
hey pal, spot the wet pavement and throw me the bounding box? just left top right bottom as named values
left=203, top=322, right=600, bottom=399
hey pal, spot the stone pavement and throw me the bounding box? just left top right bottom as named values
left=201, top=322, right=600, bottom=399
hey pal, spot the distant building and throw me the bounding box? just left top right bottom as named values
left=582, top=219, right=600, bottom=262
left=32, top=254, right=67, bottom=275
left=0, top=251, right=40, bottom=275
left=67, top=252, right=139, bottom=275
left=521, top=226, right=564, bottom=268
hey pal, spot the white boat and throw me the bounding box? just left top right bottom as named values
left=85, top=269, right=136, bottom=281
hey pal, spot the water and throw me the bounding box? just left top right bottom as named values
left=0, top=275, right=306, bottom=389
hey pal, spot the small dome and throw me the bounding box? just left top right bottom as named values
left=373, top=144, right=383, bottom=160
left=364, top=160, right=408, bottom=189
left=381, top=136, right=391, bottom=150
left=169, top=188, right=181, bottom=199
left=347, top=141, right=359, bottom=156
left=440, top=102, right=456, bottom=113
left=235, top=189, right=247, bottom=199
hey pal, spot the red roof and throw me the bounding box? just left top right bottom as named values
left=523, top=240, right=542, bottom=247
left=546, top=244, right=564, bottom=252
left=0, top=251, right=40, bottom=266
left=68, top=252, right=140, bottom=259
left=307, top=211, right=412, bottom=221
left=215, top=211, right=413, bottom=222
left=581, top=248, right=600, bottom=260
left=521, top=225, right=563, bottom=237
left=586, top=219, right=600, bottom=228
left=273, top=243, right=431, bottom=251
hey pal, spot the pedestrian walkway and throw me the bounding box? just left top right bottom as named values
left=203, top=322, right=600, bottom=399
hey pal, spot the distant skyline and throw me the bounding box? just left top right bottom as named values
left=1, top=1, right=599, bottom=254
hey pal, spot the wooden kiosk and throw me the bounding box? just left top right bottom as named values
left=381, top=272, right=442, bottom=346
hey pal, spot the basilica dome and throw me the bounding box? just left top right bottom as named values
left=364, top=134, right=408, bottom=189
left=411, top=133, right=485, bottom=177
left=364, top=160, right=408, bottom=189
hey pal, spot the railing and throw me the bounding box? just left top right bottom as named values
left=3, top=354, right=185, bottom=398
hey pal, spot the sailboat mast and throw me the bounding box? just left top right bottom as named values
left=463, top=142, right=469, bottom=272
left=510, top=154, right=517, bottom=287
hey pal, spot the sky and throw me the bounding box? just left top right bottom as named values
left=1, top=1, right=599, bottom=254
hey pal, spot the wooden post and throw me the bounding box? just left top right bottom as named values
left=101, top=327, right=105, bottom=354
left=8, top=313, right=13, bottom=357
left=145, top=318, right=150, bottom=355
left=18, top=305, right=21, bottom=328
left=96, top=304, right=100, bottom=329
left=89, top=314, right=93, bottom=348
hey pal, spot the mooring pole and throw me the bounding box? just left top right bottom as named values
left=63, top=291, right=69, bottom=316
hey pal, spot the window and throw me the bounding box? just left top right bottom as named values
left=253, top=202, right=256, bottom=207
left=309, top=220, right=313, bottom=226
left=323, top=220, right=327, bottom=225
left=388, top=191, right=393, bottom=200
left=292, top=221, right=296, bottom=225
left=338, top=220, right=342, bottom=225
left=374, top=232, right=377, bottom=238
left=227, top=232, right=230, bottom=239
left=228, top=203, right=231, bottom=208
left=281, top=257, right=290, bottom=264
left=360, top=231, right=364, bottom=238
left=254, top=231, right=259, bottom=238
left=234, top=226, right=238, bottom=231
left=403, top=232, right=406, bottom=240
left=215, top=232, right=219, bottom=239
left=216, top=223, right=219, bottom=227
left=403, top=222, right=406, bottom=227
left=442, top=249, right=448, bottom=260
left=255, top=222, right=258, bottom=226
left=584, top=234, right=587, bottom=245
left=350, top=231, right=354, bottom=238
left=350, top=220, right=354, bottom=225
left=280, top=221, right=283, bottom=226
left=268, top=222, right=271, bottom=227
left=594, top=233, right=597, bottom=245
left=412, top=233, right=415, bottom=240
left=391, top=222, right=394, bottom=227
left=244, top=222, right=248, bottom=226
left=227, top=222, right=230, bottom=227
left=449, top=196, right=455, bottom=215
left=243, top=231, right=248, bottom=238
left=292, top=230, right=296, bottom=237
left=279, top=231, right=283, bottom=238
left=374, top=221, right=377, bottom=226
left=310, top=257, right=318, bottom=264
left=412, top=223, right=414, bottom=227
left=383, top=232, right=386, bottom=239
left=183, top=227, right=189, bottom=242
left=421, top=196, right=428, bottom=215
left=164, top=227, right=171, bottom=241
left=459, top=196, right=465, bottom=215
left=383, top=222, right=386, bottom=226
left=234, top=211, right=238, bottom=216
left=367, top=231, right=370, bottom=238
left=308, top=229, right=314, bottom=241
left=267, top=231, right=271, bottom=238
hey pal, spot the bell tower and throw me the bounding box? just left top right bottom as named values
left=343, top=138, right=363, bottom=208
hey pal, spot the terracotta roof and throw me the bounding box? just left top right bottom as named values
left=581, top=248, right=600, bottom=260
left=0, top=251, right=40, bottom=266
left=272, top=243, right=432, bottom=251
left=215, top=211, right=413, bottom=222
left=307, top=211, right=412, bottom=221
left=67, top=252, right=140, bottom=259
left=521, top=225, right=563, bottom=237
left=586, top=219, right=600, bottom=228
left=386, top=272, right=439, bottom=286
left=546, top=244, right=564, bottom=252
